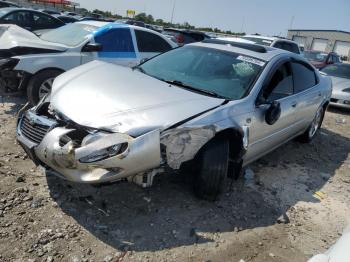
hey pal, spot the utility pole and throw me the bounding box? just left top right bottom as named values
left=240, top=16, right=245, bottom=34
left=289, top=15, right=295, bottom=29
left=170, top=0, right=177, bottom=24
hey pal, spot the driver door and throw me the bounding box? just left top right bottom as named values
left=81, top=27, right=139, bottom=67
left=244, top=60, right=300, bottom=164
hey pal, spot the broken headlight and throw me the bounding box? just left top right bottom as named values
left=79, top=144, right=123, bottom=163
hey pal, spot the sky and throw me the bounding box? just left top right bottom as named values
left=73, top=0, right=350, bottom=36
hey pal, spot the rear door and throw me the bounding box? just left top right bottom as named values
left=134, top=29, right=173, bottom=62
left=87, top=26, right=138, bottom=67
left=290, top=61, right=322, bottom=129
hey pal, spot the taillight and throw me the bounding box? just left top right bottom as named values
left=176, top=34, right=185, bottom=44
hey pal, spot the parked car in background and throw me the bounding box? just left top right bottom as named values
left=16, top=39, right=331, bottom=200
left=53, top=14, right=79, bottom=24
left=0, top=8, right=64, bottom=32
left=0, top=21, right=177, bottom=104
left=145, top=24, right=162, bottom=33
left=123, top=19, right=146, bottom=27
left=162, top=28, right=211, bottom=46
left=80, top=17, right=114, bottom=22
left=303, top=50, right=341, bottom=69
left=38, top=9, right=61, bottom=16
left=321, top=63, right=350, bottom=109
left=0, top=0, right=19, bottom=8
left=62, top=11, right=82, bottom=20
left=241, top=35, right=301, bottom=54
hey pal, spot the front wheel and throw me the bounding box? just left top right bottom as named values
left=298, top=106, right=325, bottom=143
left=27, top=69, right=63, bottom=105
left=193, top=138, right=229, bottom=201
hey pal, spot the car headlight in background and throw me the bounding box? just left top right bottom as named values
left=343, top=88, right=350, bottom=93
left=79, top=144, right=125, bottom=163
left=0, top=58, right=19, bottom=69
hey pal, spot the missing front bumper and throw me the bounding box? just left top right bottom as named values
left=18, top=122, right=162, bottom=183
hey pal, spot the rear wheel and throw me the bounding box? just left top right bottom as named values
left=193, top=138, right=229, bottom=201
left=27, top=69, right=63, bottom=105
left=298, top=106, right=324, bottom=143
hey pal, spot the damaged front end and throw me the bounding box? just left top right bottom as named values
left=16, top=101, right=162, bottom=184
left=0, top=58, right=29, bottom=93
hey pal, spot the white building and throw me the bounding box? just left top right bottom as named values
left=288, top=29, right=350, bottom=61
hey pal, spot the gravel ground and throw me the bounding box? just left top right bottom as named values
left=0, top=95, right=349, bottom=262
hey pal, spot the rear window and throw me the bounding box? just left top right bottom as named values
left=135, top=30, right=171, bottom=53
left=292, top=62, right=317, bottom=93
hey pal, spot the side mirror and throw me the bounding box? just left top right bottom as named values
left=140, top=58, right=150, bottom=64
left=82, top=43, right=103, bottom=52
left=265, top=101, right=281, bottom=125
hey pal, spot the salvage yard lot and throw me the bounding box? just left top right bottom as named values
left=0, top=95, right=349, bottom=262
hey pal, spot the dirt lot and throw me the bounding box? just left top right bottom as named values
left=0, top=95, right=349, bottom=262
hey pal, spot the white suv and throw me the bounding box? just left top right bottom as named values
left=241, top=35, right=301, bottom=54
left=0, top=21, right=177, bottom=104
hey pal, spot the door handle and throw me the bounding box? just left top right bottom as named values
left=291, top=102, right=298, bottom=108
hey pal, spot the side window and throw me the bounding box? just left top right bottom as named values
left=292, top=62, right=317, bottom=93
left=32, top=12, right=60, bottom=28
left=135, top=30, right=172, bottom=53
left=282, top=43, right=293, bottom=52
left=273, top=42, right=283, bottom=49
left=94, top=28, right=135, bottom=58
left=263, top=62, right=293, bottom=101
left=3, top=11, right=33, bottom=27
left=334, top=55, right=340, bottom=63
left=290, top=43, right=300, bottom=54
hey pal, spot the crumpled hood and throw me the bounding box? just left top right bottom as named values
left=330, top=76, right=350, bottom=92
left=0, top=24, right=67, bottom=54
left=50, top=61, right=225, bottom=136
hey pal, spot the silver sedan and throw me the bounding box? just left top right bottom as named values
left=16, top=39, right=332, bottom=200
left=321, top=63, right=350, bottom=109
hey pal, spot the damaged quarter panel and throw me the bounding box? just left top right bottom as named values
left=160, top=99, right=251, bottom=169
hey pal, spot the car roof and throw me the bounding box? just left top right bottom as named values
left=164, top=28, right=209, bottom=35
left=243, top=35, right=277, bottom=41
left=79, top=22, right=175, bottom=43
left=0, top=0, right=19, bottom=6
left=0, top=7, right=56, bottom=13
left=0, top=7, right=17, bottom=13
left=77, top=20, right=110, bottom=27
left=216, top=37, right=256, bottom=44
left=191, top=40, right=288, bottom=61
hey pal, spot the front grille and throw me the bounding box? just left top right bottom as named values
left=20, top=115, right=51, bottom=144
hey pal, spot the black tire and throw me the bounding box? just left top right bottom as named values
left=298, top=106, right=325, bottom=143
left=193, top=138, right=229, bottom=201
left=27, top=69, right=63, bottom=105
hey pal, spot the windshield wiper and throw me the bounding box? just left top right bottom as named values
left=163, top=79, right=228, bottom=99
left=133, top=65, right=146, bottom=74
